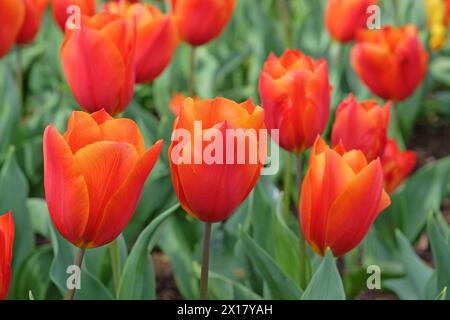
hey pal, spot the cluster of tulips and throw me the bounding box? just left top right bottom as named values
left=0, top=0, right=445, bottom=300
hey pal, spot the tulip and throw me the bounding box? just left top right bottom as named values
left=300, top=137, right=390, bottom=257
left=0, top=211, right=14, bottom=300
left=424, top=0, right=450, bottom=50
left=381, top=139, right=417, bottom=193
left=52, top=0, right=97, bottom=31
left=0, top=0, right=25, bottom=58
left=105, top=1, right=179, bottom=83
left=169, top=92, right=199, bottom=116
left=351, top=25, right=428, bottom=102
left=44, top=109, right=163, bottom=248
left=169, top=97, right=265, bottom=222
left=259, top=49, right=331, bottom=153
left=61, top=12, right=136, bottom=115
left=325, top=0, right=379, bottom=43
left=171, top=0, right=236, bottom=46
left=331, top=94, right=390, bottom=161
left=16, top=0, right=49, bottom=45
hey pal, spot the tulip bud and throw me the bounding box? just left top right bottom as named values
left=169, top=97, right=266, bottom=222
left=171, top=0, right=236, bottom=46
left=16, top=0, right=49, bottom=45
left=300, top=137, right=390, bottom=257
left=61, top=12, right=136, bottom=115
left=52, top=0, right=97, bottom=31
left=0, top=0, right=25, bottom=58
left=381, top=139, right=417, bottom=193
left=259, top=49, right=331, bottom=153
left=351, top=25, right=428, bottom=102
left=0, top=211, right=14, bottom=300
left=44, top=110, right=163, bottom=248
left=332, top=94, right=390, bottom=161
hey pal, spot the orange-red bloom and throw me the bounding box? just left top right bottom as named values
left=351, top=25, right=428, bottom=102
left=169, top=92, right=199, bottom=116
left=0, top=211, right=14, bottom=300
left=381, top=139, right=417, bottom=193
left=61, top=12, right=136, bottom=115
left=44, top=110, right=163, bottom=248
left=331, top=94, right=390, bottom=161
left=16, top=0, right=49, bottom=45
left=171, top=0, right=236, bottom=46
left=106, top=1, right=179, bottom=83
left=259, top=49, right=330, bottom=153
left=300, top=137, right=390, bottom=257
left=52, top=0, right=97, bottom=31
left=0, top=0, right=25, bottom=58
left=169, top=97, right=265, bottom=222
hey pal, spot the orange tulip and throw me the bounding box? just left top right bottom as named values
left=169, top=97, right=265, bottom=222
left=325, top=0, right=378, bottom=43
left=52, top=0, right=96, bottom=31
left=171, top=0, right=236, bottom=46
left=331, top=94, right=390, bottom=161
left=351, top=25, right=428, bottom=102
left=169, top=92, right=199, bottom=116
left=300, top=137, right=390, bottom=257
left=381, top=139, right=417, bottom=193
left=0, top=0, right=25, bottom=58
left=0, top=211, right=14, bottom=300
left=105, top=1, right=179, bottom=84
left=259, top=49, right=331, bottom=153
left=61, top=12, right=136, bottom=115
left=44, top=110, right=163, bottom=248
left=16, top=0, right=49, bottom=45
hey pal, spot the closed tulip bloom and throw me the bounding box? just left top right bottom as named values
left=381, top=139, right=417, bottom=193
left=300, top=137, right=390, bottom=257
left=106, top=1, right=179, bottom=83
left=332, top=94, right=390, bottom=161
left=259, top=49, right=330, bottom=153
left=0, top=211, right=14, bottom=300
left=169, top=97, right=265, bottom=222
left=424, top=0, right=450, bottom=50
left=171, top=0, right=236, bottom=46
left=351, top=25, right=428, bottom=102
left=325, top=0, right=378, bottom=43
left=52, top=0, right=96, bottom=31
left=16, top=0, right=49, bottom=44
left=44, top=110, right=163, bottom=248
left=61, top=12, right=136, bottom=115
left=0, top=0, right=25, bottom=58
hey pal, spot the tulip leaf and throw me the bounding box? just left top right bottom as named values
left=117, top=203, right=180, bottom=300
left=302, top=250, right=345, bottom=300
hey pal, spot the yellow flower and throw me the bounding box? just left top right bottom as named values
left=425, top=0, right=450, bottom=50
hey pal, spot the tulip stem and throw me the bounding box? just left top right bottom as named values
left=393, top=0, right=400, bottom=26
left=200, top=222, right=212, bottom=300
left=277, top=0, right=292, bottom=47
left=15, top=47, right=24, bottom=112
left=109, top=239, right=121, bottom=295
left=283, top=154, right=292, bottom=221
left=188, top=46, right=196, bottom=96
left=65, top=248, right=86, bottom=300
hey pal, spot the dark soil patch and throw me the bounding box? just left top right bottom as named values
left=153, top=251, right=182, bottom=300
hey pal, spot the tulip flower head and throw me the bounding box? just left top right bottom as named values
left=52, top=0, right=97, bottom=31
left=259, top=49, right=331, bottom=153
left=16, top=0, right=49, bottom=45
left=351, top=25, right=428, bottom=102
left=424, top=0, right=450, bottom=50
left=0, top=0, right=25, bottom=58
left=300, top=137, right=390, bottom=257
left=44, top=110, right=163, bottom=248
left=0, top=211, right=14, bottom=300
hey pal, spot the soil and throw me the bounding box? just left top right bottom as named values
left=153, top=251, right=183, bottom=300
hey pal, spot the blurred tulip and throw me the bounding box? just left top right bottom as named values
left=300, top=137, right=390, bottom=257
left=61, top=12, right=136, bottom=115
left=325, top=0, right=378, bottom=43
left=169, top=92, right=199, bottom=116
left=44, top=110, right=163, bottom=248
left=332, top=94, right=390, bottom=161
left=424, top=0, right=450, bottom=50
left=0, top=0, right=25, bottom=58
left=171, top=0, right=236, bottom=46
left=259, top=49, right=331, bottom=153
left=106, top=0, right=179, bottom=83
left=52, top=0, right=96, bottom=31
left=0, top=211, right=14, bottom=300
left=169, top=97, right=265, bottom=222
left=16, top=0, right=49, bottom=45
left=381, top=139, right=417, bottom=193
left=351, top=25, right=428, bottom=102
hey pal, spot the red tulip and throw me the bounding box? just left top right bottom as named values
left=0, top=0, right=25, bottom=58
left=259, top=49, right=331, bottom=153
left=325, top=0, right=378, bottom=43
left=300, top=137, right=390, bottom=257
left=0, top=211, right=14, bottom=300
left=351, top=25, right=428, bottom=102
left=169, top=97, right=265, bottom=222
left=171, top=0, right=236, bottom=46
left=44, top=110, right=163, bottom=248
left=61, top=12, right=136, bottom=115
left=381, top=139, right=417, bottom=193
left=52, top=0, right=96, bottom=31
left=169, top=92, right=199, bottom=116
left=16, top=0, right=49, bottom=45
left=331, top=94, right=390, bottom=161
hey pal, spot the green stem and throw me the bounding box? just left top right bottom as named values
left=109, top=238, right=121, bottom=294
left=188, top=46, right=196, bottom=96
left=15, top=47, right=24, bottom=112
left=200, top=222, right=212, bottom=300
left=393, top=0, right=400, bottom=26
left=283, top=154, right=292, bottom=222
left=65, top=248, right=86, bottom=300
left=276, top=0, right=292, bottom=47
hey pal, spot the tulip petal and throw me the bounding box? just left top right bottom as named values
left=99, top=119, right=146, bottom=156
left=63, top=111, right=103, bottom=154
left=0, top=0, right=25, bottom=58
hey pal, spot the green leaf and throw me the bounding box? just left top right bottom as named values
left=27, top=197, right=50, bottom=237
left=435, top=287, right=447, bottom=300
